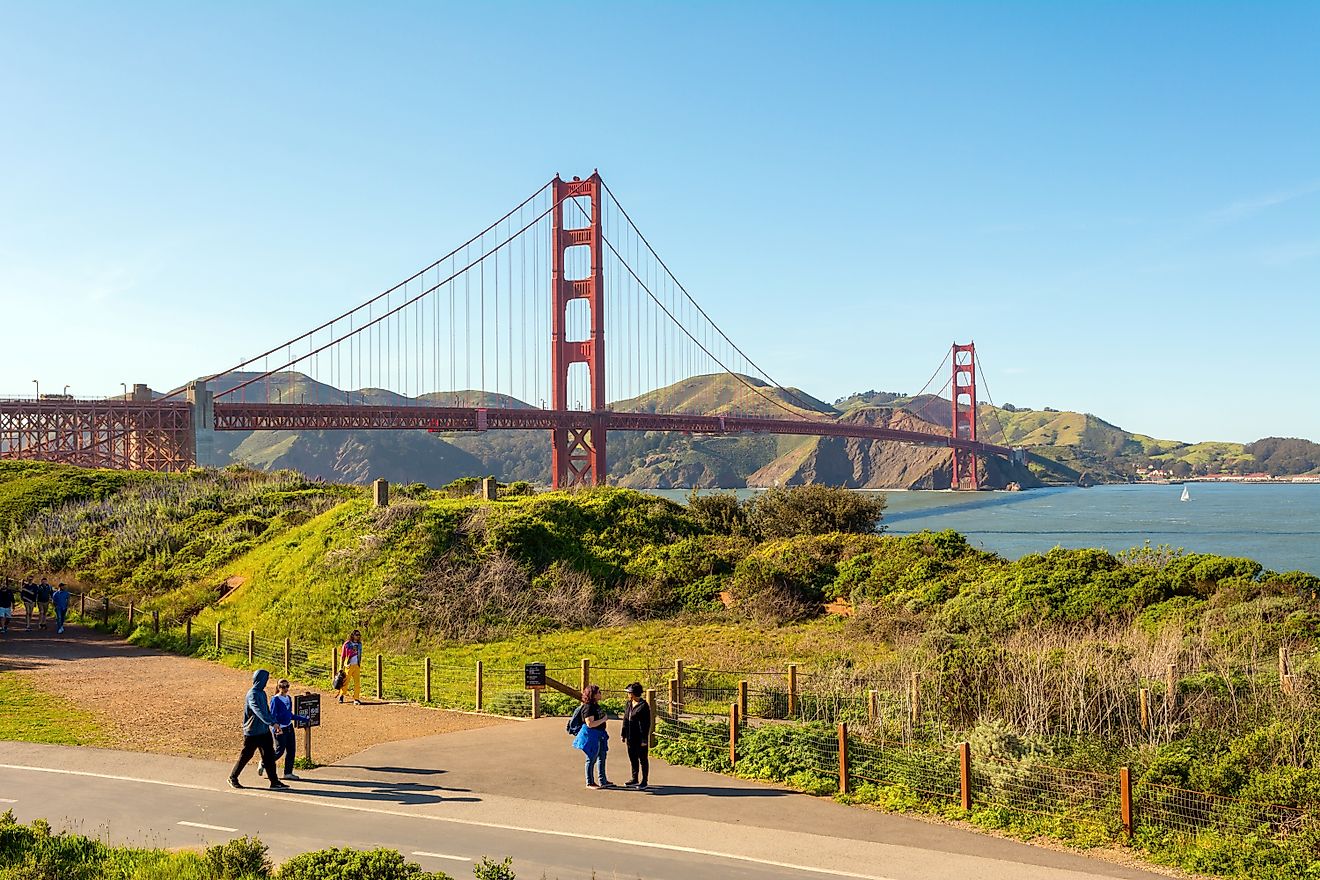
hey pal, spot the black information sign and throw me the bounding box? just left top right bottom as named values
left=524, top=662, right=546, bottom=689
left=294, top=693, right=322, bottom=728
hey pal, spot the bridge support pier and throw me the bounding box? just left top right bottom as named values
left=550, top=173, right=607, bottom=489
left=188, top=380, right=220, bottom=468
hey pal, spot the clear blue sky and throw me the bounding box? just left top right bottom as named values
left=2, top=3, right=1317, bottom=443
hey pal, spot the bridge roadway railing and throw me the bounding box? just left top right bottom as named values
left=64, top=588, right=1317, bottom=865
left=211, top=402, right=1013, bottom=455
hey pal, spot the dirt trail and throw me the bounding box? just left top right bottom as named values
left=0, top=625, right=508, bottom=763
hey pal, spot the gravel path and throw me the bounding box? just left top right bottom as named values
left=0, top=625, right=509, bottom=763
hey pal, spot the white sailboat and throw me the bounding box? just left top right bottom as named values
left=1180, top=486, right=1190, bottom=502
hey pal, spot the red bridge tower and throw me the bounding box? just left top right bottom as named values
left=550, top=174, right=607, bottom=488
left=951, top=342, right=979, bottom=490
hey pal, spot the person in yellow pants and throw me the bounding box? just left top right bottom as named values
left=338, top=629, right=363, bottom=704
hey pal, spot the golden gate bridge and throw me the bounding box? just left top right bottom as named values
left=0, top=173, right=1016, bottom=490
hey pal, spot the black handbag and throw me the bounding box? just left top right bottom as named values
left=332, top=669, right=347, bottom=691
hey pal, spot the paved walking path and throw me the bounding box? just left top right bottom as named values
left=0, top=627, right=1176, bottom=879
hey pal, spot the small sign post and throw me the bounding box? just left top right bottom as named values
left=294, top=692, right=322, bottom=765
left=524, top=663, right=547, bottom=690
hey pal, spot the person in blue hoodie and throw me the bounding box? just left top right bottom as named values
left=259, top=678, right=310, bottom=781
left=228, top=669, right=289, bottom=790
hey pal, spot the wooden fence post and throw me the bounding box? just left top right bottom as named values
left=247, top=629, right=255, bottom=664
left=959, top=741, right=972, bottom=810
left=283, top=638, right=291, bottom=676
left=475, top=660, right=484, bottom=711
left=1279, top=645, right=1290, bottom=688
left=531, top=686, right=541, bottom=720
left=1139, top=688, right=1150, bottom=732
left=79, top=593, right=86, bottom=617
left=738, top=679, right=748, bottom=719
left=837, top=722, right=849, bottom=795
left=868, top=690, right=878, bottom=726
left=581, top=658, right=591, bottom=693
left=214, top=620, right=221, bottom=652
left=127, top=603, right=134, bottom=629
left=102, top=598, right=109, bottom=627
left=152, top=610, right=160, bottom=634
left=1119, top=767, right=1134, bottom=837
left=674, top=660, right=685, bottom=713
left=788, top=664, right=798, bottom=717
left=646, top=688, right=657, bottom=748
left=332, top=646, right=339, bottom=675
left=729, top=703, right=738, bottom=767
left=424, top=657, right=432, bottom=703
left=910, top=672, right=922, bottom=727
left=185, top=618, right=192, bottom=649
left=668, top=678, right=678, bottom=719
left=376, top=653, right=383, bottom=699
left=1166, top=664, right=1177, bottom=704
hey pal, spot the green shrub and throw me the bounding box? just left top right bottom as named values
left=275, top=847, right=451, bottom=880
left=472, top=856, right=515, bottom=880
left=744, top=485, right=886, bottom=539
left=205, top=837, right=270, bottom=879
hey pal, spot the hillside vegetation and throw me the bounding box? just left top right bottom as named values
left=5, top=463, right=1320, bottom=877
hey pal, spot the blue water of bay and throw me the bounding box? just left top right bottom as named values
left=649, top=483, right=1320, bottom=575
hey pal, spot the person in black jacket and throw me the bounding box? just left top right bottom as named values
left=621, top=682, right=651, bottom=790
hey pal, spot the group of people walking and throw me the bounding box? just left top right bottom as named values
left=572, top=682, right=652, bottom=790
left=228, top=669, right=310, bottom=789
left=0, top=577, right=71, bottom=635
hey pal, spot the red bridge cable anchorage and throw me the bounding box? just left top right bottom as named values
left=563, top=193, right=818, bottom=423
left=216, top=191, right=570, bottom=402
left=595, top=181, right=825, bottom=419
left=175, top=180, right=554, bottom=402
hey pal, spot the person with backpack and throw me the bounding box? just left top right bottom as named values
left=228, top=669, right=289, bottom=791
left=570, top=684, right=612, bottom=789
left=51, top=584, right=70, bottom=634
left=259, top=679, right=310, bottom=781
left=337, top=630, right=363, bottom=704
left=621, top=682, right=652, bottom=790
left=0, top=580, right=14, bottom=635
left=35, top=578, right=52, bottom=629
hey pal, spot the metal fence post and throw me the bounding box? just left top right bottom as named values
left=646, top=688, right=657, bottom=747
left=1120, top=767, right=1134, bottom=837
left=376, top=653, right=383, bottom=699
left=837, top=722, right=849, bottom=795
left=959, top=741, right=972, bottom=810
left=475, top=660, right=484, bottom=711
left=424, top=657, right=432, bottom=703
left=788, top=664, right=798, bottom=717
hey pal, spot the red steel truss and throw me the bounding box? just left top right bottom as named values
left=550, top=174, right=606, bottom=489
left=950, top=342, right=979, bottom=490
left=0, top=399, right=193, bottom=472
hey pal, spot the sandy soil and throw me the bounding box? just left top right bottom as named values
left=0, top=626, right=509, bottom=763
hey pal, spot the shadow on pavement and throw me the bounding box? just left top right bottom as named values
left=638, top=784, right=793, bottom=799
left=287, top=777, right=479, bottom=806
left=337, top=765, right=448, bottom=776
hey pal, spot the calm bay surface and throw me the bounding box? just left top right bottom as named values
left=648, top=483, right=1320, bottom=575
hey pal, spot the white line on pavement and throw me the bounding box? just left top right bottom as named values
left=0, top=799, right=16, bottom=804
left=0, top=763, right=897, bottom=880
left=411, top=851, right=471, bottom=862
left=178, top=821, right=239, bottom=833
